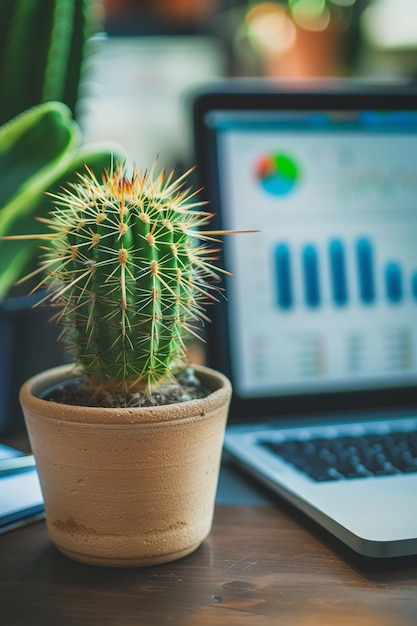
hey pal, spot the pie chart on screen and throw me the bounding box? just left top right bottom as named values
left=255, top=153, right=300, bottom=196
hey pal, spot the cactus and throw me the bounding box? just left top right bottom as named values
left=0, top=0, right=96, bottom=125
left=16, top=162, right=231, bottom=395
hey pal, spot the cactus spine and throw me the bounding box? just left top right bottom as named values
left=0, top=0, right=96, bottom=125
left=33, top=163, right=225, bottom=394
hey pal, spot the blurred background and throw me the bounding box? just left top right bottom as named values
left=2, top=0, right=417, bottom=434
left=79, top=0, right=417, bottom=173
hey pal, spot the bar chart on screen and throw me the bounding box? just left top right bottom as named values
left=273, top=236, right=417, bottom=311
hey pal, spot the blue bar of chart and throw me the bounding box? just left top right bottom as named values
left=302, top=245, right=320, bottom=307
left=275, top=244, right=293, bottom=308
left=274, top=236, right=417, bottom=310
left=385, top=262, right=403, bottom=303
left=329, top=239, right=347, bottom=305
left=356, top=238, right=375, bottom=304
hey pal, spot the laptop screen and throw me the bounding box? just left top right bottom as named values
left=193, top=85, right=417, bottom=418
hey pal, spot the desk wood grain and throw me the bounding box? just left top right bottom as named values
left=1, top=504, right=417, bottom=626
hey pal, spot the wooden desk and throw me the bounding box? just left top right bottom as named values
left=1, top=461, right=417, bottom=626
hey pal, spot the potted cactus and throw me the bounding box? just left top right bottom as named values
left=9, top=160, right=237, bottom=567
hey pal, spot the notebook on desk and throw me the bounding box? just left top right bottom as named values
left=192, top=82, right=417, bottom=558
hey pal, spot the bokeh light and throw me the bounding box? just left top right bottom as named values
left=361, top=0, right=417, bottom=50
left=246, top=3, right=297, bottom=55
left=289, top=0, right=331, bottom=32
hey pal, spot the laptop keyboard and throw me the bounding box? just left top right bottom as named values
left=261, top=430, right=417, bottom=482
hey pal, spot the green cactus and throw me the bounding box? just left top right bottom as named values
left=17, top=162, right=229, bottom=394
left=0, top=0, right=96, bottom=125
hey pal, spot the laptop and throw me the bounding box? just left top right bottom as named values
left=192, top=81, right=417, bottom=558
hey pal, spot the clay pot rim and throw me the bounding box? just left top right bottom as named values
left=20, top=364, right=232, bottom=426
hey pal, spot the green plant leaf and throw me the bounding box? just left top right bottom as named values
left=0, top=101, right=127, bottom=300
left=0, top=144, right=126, bottom=300
left=0, top=101, right=79, bottom=211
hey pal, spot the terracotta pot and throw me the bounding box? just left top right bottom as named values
left=20, top=364, right=232, bottom=567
